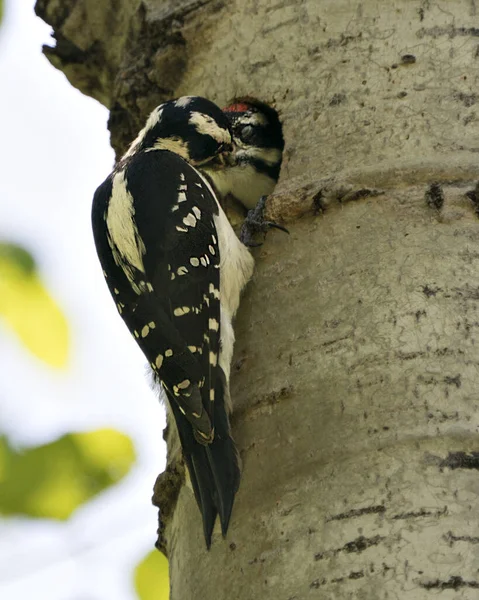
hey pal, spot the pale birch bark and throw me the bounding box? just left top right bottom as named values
left=37, top=0, right=479, bottom=597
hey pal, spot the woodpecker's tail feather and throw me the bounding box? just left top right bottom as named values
left=184, top=448, right=217, bottom=547
left=169, top=382, right=240, bottom=548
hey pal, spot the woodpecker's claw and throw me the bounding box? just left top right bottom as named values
left=240, top=196, right=289, bottom=247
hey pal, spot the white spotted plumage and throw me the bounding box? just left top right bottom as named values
left=183, top=213, right=197, bottom=228
left=92, top=95, right=282, bottom=549
left=92, top=96, right=262, bottom=546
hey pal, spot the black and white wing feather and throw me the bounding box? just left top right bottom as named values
left=92, top=149, right=239, bottom=546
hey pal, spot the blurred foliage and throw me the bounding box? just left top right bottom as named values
left=0, top=429, right=135, bottom=520
left=135, top=550, right=169, bottom=600
left=0, top=242, right=69, bottom=368
left=0, top=238, right=148, bottom=592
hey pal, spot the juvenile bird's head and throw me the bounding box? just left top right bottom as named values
left=201, top=99, right=284, bottom=210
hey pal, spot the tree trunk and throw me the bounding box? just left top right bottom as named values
left=37, top=0, right=479, bottom=597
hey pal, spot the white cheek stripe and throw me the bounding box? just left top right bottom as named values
left=188, top=112, right=231, bottom=144
left=235, top=146, right=282, bottom=165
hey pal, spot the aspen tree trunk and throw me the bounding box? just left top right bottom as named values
left=37, top=0, right=479, bottom=597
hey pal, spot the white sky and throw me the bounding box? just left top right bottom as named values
left=0, top=2, right=167, bottom=598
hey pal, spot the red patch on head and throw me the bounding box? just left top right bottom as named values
left=223, top=102, right=251, bottom=113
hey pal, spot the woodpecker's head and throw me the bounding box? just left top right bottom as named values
left=123, top=96, right=233, bottom=167
left=201, top=99, right=284, bottom=210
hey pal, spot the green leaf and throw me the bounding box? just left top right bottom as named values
left=0, top=243, right=36, bottom=274
left=0, top=429, right=136, bottom=520
left=135, top=550, right=169, bottom=600
left=0, top=242, right=69, bottom=368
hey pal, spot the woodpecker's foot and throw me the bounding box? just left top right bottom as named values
left=239, top=196, right=289, bottom=247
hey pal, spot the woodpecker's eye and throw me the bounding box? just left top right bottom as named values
left=238, top=125, right=255, bottom=144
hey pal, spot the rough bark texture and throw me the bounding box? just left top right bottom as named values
left=37, top=0, right=479, bottom=597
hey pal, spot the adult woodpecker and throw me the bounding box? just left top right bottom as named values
left=91, top=96, right=283, bottom=547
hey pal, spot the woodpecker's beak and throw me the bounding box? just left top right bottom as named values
left=219, top=148, right=236, bottom=167
left=203, top=143, right=236, bottom=169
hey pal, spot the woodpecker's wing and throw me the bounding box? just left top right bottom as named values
left=92, top=149, right=239, bottom=545
left=93, top=149, right=220, bottom=434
